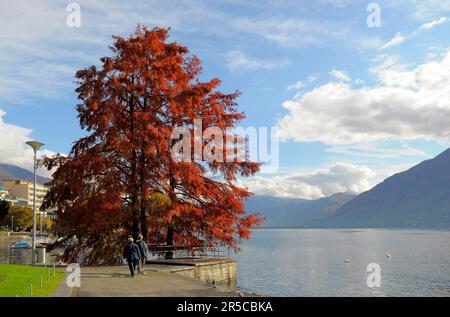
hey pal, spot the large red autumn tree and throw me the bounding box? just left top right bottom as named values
left=43, top=26, right=262, bottom=264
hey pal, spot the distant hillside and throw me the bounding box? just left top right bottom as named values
left=327, top=148, right=450, bottom=228
left=245, top=192, right=356, bottom=228
left=0, top=163, right=51, bottom=186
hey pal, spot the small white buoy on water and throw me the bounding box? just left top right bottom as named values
left=344, top=259, right=351, bottom=263
left=386, top=253, right=391, bottom=258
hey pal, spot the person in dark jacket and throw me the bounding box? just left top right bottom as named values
left=135, top=234, right=149, bottom=275
left=123, top=237, right=141, bottom=277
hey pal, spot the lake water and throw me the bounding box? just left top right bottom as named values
left=235, top=229, right=450, bottom=297
left=2, top=229, right=450, bottom=296
left=0, top=235, right=33, bottom=265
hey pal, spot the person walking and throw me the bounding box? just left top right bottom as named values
left=123, top=237, right=141, bottom=277
left=135, top=234, right=149, bottom=275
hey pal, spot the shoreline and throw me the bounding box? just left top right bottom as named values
left=54, top=264, right=259, bottom=297
left=1, top=235, right=262, bottom=297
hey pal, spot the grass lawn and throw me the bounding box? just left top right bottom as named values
left=0, top=264, right=65, bottom=297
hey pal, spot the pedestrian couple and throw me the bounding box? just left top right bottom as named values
left=123, top=234, right=149, bottom=277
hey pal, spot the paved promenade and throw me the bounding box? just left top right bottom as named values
left=55, top=265, right=240, bottom=297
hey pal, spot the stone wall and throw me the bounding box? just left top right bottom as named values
left=170, top=259, right=237, bottom=289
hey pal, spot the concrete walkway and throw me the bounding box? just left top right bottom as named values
left=66, top=265, right=240, bottom=297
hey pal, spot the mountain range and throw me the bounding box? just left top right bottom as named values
left=0, top=163, right=50, bottom=186
left=3, top=148, right=450, bottom=228
left=245, top=192, right=356, bottom=228
left=325, top=148, right=450, bottom=228
left=246, top=148, right=450, bottom=228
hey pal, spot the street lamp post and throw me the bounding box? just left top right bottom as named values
left=39, top=212, right=43, bottom=235
left=40, top=211, right=46, bottom=234
left=11, top=216, right=14, bottom=232
left=26, top=141, right=45, bottom=266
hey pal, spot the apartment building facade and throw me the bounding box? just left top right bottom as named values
left=2, top=179, right=48, bottom=210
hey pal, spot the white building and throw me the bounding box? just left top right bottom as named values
left=2, top=179, right=48, bottom=210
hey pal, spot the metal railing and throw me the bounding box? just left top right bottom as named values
left=147, top=244, right=230, bottom=260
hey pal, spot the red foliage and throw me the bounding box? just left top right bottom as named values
left=43, top=26, right=262, bottom=263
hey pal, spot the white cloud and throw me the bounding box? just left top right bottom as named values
left=372, top=162, right=419, bottom=180
left=307, top=75, right=317, bottom=83
left=377, top=17, right=449, bottom=52
left=0, top=108, right=57, bottom=178
left=0, top=0, right=365, bottom=103
left=318, top=0, right=350, bottom=8
left=0, top=1, right=407, bottom=102
left=329, top=69, right=351, bottom=82
left=277, top=50, right=450, bottom=144
left=0, top=1, right=109, bottom=103
left=225, top=50, right=290, bottom=71
left=420, top=17, right=449, bottom=29
left=288, top=76, right=318, bottom=92
left=379, top=33, right=405, bottom=50
left=385, top=0, right=450, bottom=20
left=326, top=143, right=432, bottom=160
left=230, top=16, right=365, bottom=49
left=287, top=81, right=305, bottom=91
left=238, top=162, right=375, bottom=199
left=357, top=37, right=384, bottom=50
left=408, top=1, right=450, bottom=20
left=0, top=1, right=235, bottom=103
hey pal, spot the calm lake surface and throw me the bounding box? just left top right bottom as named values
left=2, top=229, right=450, bottom=296
left=235, top=229, right=450, bottom=297
left=0, top=235, right=33, bottom=265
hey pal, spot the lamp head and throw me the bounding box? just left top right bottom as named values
left=26, top=141, right=45, bottom=151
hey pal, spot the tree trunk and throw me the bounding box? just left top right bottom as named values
left=132, top=213, right=139, bottom=241
left=131, top=192, right=139, bottom=241
left=129, top=90, right=139, bottom=241
left=166, top=226, right=174, bottom=259
left=140, top=202, right=148, bottom=241
left=139, top=136, right=148, bottom=241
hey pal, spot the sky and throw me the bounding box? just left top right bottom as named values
left=1, top=0, right=450, bottom=199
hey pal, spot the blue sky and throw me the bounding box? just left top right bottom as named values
left=1, top=0, right=450, bottom=198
